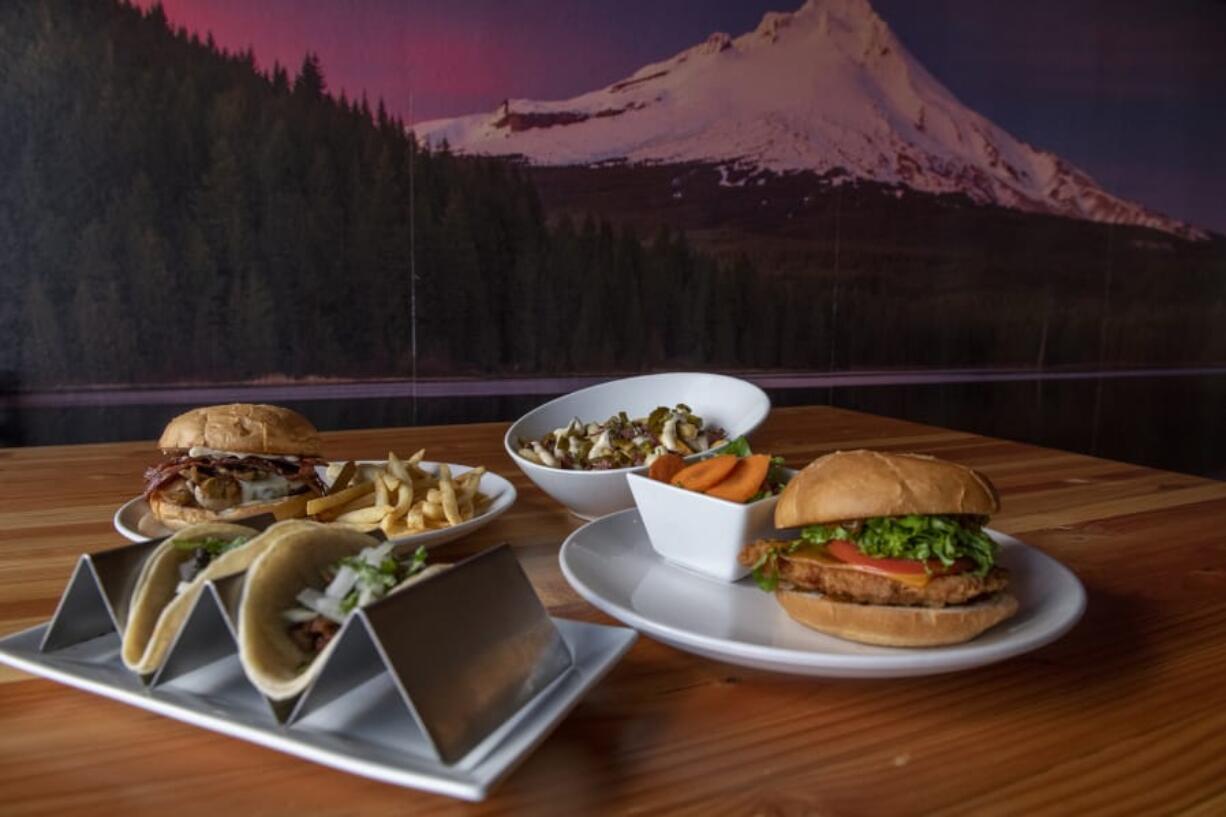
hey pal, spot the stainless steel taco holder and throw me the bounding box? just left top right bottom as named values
left=0, top=516, right=637, bottom=801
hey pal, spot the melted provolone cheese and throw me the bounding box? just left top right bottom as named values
left=239, top=474, right=293, bottom=504
left=187, top=446, right=300, bottom=462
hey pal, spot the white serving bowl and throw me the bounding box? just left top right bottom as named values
left=626, top=470, right=792, bottom=582
left=504, top=373, right=770, bottom=520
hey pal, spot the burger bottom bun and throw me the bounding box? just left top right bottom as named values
left=149, top=493, right=311, bottom=530
left=776, top=590, right=1019, bottom=647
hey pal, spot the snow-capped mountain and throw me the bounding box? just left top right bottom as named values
left=415, top=0, right=1202, bottom=239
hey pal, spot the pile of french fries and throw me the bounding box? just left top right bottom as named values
left=305, top=450, right=488, bottom=537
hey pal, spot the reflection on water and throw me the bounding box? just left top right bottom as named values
left=5, top=376, right=1225, bottom=480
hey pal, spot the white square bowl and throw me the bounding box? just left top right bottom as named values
left=626, top=470, right=789, bottom=583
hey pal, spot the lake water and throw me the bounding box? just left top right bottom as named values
left=4, top=375, right=1224, bottom=480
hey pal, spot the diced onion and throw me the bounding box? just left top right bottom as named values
left=281, top=607, right=318, bottom=624
left=325, top=564, right=358, bottom=599
left=285, top=542, right=421, bottom=626
left=362, top=542, right=393, bottom=567
left=296, top=587, right=324, bottom=608
left=295, top=587, right=346, bottom=624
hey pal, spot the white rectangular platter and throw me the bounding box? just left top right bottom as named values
left=0, top=617, right=635, bottom=802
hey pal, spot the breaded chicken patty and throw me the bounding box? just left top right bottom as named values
left=740, top=539, right=1010, bottom=608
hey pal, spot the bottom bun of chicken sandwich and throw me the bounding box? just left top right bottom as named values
left=739, top=450, right=1017, bottom=647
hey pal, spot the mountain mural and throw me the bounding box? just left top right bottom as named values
left=417, top=0, right=1202, bottom=239
left=2, top=0, right=1223, bottom=402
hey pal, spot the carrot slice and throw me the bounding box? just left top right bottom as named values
left=670, top=454, right=738, bottom=492
left=648, top=452, right=687, bottom=483
left=705, top=454, right=771, bottom=503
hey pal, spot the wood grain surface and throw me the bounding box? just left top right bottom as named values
left=2, top=405, right=1225, bottom=816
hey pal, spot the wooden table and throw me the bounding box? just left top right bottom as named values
left=2, top=405, right=1225, bottom=816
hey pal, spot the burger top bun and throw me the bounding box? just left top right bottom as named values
left=774, top=449, right=999, bottom=529
left=157, top=403, right=322, bottom=457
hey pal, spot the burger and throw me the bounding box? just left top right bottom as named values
left=738, top=450, right=1017, bottom=647
left=143, top=404, right=327, bottom=530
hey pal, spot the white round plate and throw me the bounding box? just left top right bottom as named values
left=559, top=509, right=1086, bottom=678
left=114, top=461, right=517, bottom=549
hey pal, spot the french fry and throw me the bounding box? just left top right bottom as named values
left=272, top=493, right=313, bottom=521
left=337, top=505, right=393, bottom=525
left=327, top=461, right=357, bottom=495
left=389, top=483, right=412, bottom=520
left=307, top=481, right=375, bottom=516
left=387, top=451, right=412, bottom=485
left=334, top=492, right=376, bottom=514
left=457, top=467, right=485, bottom=503
left=438, top=463, right=462, bottom=525
left=399, top=476, right=413, bottom=512
left=406, top=451, right=430, bottom=481
left=314, top=449, right=490, bottom=537
left=422, top=500, right=445, bottom=521
left=356, top=463, right=384, bottom=484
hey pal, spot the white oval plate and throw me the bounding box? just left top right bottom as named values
left=559, top=509, right=1086, bottom=678
left=115, top=461, right=517, bottom=549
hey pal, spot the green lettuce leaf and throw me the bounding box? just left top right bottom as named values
left=338, top=545, right=430, bottom=612
left=801, top=515, right=996, bottom=576
left=721, top=436, right=753, bottom=458
left=173, top=535, right=249, bottom=556
left=749, top=537, right=805, bottom=590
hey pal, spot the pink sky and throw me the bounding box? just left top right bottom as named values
left=135, top=0, right=703, bottom=123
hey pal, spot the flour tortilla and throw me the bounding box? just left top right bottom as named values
left=238, top=522, right=448, bottom=702
left=121, top=520, right=273, bottom=674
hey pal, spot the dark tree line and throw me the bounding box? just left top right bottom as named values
left=532, top=161, right=1226, bottom=374
left=0, top=0, right=777, bottom=387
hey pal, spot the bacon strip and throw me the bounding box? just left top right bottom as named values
left=144, top=455, right=327, bottom=499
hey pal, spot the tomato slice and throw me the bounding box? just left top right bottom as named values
left=826, top=540, right=971, bottom=575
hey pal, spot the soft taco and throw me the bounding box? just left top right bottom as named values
left=121, top=520, right=281, bottom=674
left=238, top=522, right=447, bottom=701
